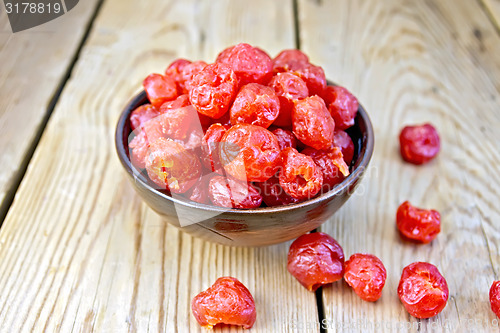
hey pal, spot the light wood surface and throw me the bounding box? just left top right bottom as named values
left=0, top=0, right=100, bottom=217
left=0, top=0, right=319, bottom=332
left=481, top=0, right=500, bottom=28
left=298, top=0, right=500, bottom=331
left=0, top=0, right=500, bottom=332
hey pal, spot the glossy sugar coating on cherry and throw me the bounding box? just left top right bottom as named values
left=289, top=62, right=327, bottom=96
left=302, top=146, right=349, bottom=193
left=145, top=138, right=201, bottom=193
left=129, top=104, right=159, bottom=131
left=344, top=253, right=387, bottom=302
left=279, top=147, right=323, bottom=200
left=219, top=124, right=281, bottom=182
left=208, top=175, right=262, bottom=209
left=292, top=95, right=335, bottom=150
left=396, top=201, right=441, bottom=243
left=216, top=43, right=273, bottom=85
left=142, top=73, right=177, bottom=108
left=272, top=49, right=309, bottom=73
left=230, top=83, right=280, bottom=128
left=189, top=62, right=239, bottom=119
left=191, top=276, right=256, bottom=329
left=287, top=232, right=345, bottom=291
left=268, top=72, right=309, bottom=127
left=180, top=60, right=208, bottom=92
left=269, top=127, right=297, bottom=150
left=201, top=123, right=230, bottom=172
left=399, top=123, right=440, bottom=164
left=322, top=85, right=359, bottom=130
left=129, top=115, right=165, bottom=169
left=398, top=262, right=449, bottom=319
left=256, top=175, right=300, bottom=207
left=164, top=58, right=192, bottom=94
left=333, top=130, right=355, bottom=165
left=490, top=281, right=500, bottom=318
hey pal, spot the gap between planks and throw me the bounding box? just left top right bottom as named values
left=0, top=0, right=106, bottom=227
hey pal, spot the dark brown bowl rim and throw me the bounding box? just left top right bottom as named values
left=115, top=87, right=374, bottom=215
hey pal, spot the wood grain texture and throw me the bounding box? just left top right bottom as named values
left=0, top=0, right=320, bottom=332
left=298, top=0, right=500, bottom=331
left=481, top=0, right=500, bottom=30
left=0, top=0, right=101, bottom=216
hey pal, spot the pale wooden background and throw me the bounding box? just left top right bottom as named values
left=0, top=0, right=499, bottom=332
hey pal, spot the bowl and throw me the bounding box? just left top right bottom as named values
left=115, top=87, right=374, bottom=247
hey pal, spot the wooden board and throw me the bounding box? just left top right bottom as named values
left=298, top=0, right=500, bottom=331
left=481, top=0, right=500, bottom=29
left=0, top=0, right=101, bottom=217
left=0, top=0, right=320, bottom=332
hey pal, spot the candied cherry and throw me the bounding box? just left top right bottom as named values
left=272, top=49, right=309, bottom=73
left=287, top=232, right=345, bottom=291
left=145, top=138, right=201, bottom=193
left=398, top=262, right=449, bottom=319
left=129, top=115, right=165, bottom=169
left=322, top=85, right=358, bottom=130
left=279, top=147, right=323, bottom=200
left=208, top=175, right=262, bottom=209
left=143, top=73, right=177, bottom=108
left=396, top=201, right=441, bottom=243
left=302, top=147, right=349, bottom=192
left=180, top=60, right=208, bottom=93
left=216, top=43, right=273, bottom=85
left=219, top=124, right=281, bottom=182
left=184, top=174, right=212, bottom=204
left=230, top=83, right=279, bottom=128
left=189, top=63, right=239, bottom=119
left=269, top=127, right=297, bottom=150
left=201, top=123, right=229, bottom=172
left=268, top=72, right=309, bottom=127
left=129, top=104, right=159, bottom=131
left=287, top=61, right=326, bottom=96
left=192, top=277, right=256, bottom=329
left=399, top=123, right=440, bottom=165
left=157, top=99, right=199, bottom=140
left=334, top=130, right=355, bottom=165
left=292, top=95, right=335, bottom=150
left=164, top=58, right=192, bottom=94
left=344, top=253, right=387, bottom=302
left=256, top=175, right=300, bottom=207
left=490, top=281, right=500, bottom=318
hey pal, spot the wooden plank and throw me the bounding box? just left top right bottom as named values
left=481, top=0, right=500, bottom=30
left=298, top=0, right=500, bottom=331
left=0, top=0, right=320, bottom=332
left=0, top=0, right=101, bottom=217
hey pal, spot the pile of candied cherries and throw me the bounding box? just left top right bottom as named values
left=129, top=43, right=356, bottom=209
left=128, top=44, right=499, bottom=329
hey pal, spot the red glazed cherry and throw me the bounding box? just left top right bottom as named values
left=219, top=124, right=281, bottom=182
left=164, top=58, right=192, bottom=94
left=192, top=276, right=256, bottom=329
left=490, top=281, right=500, bottom=318
left=256, top=175, right=300, bottom=207
left=180, top=60, right=208, bottom=93
left=399, top=123, right=440, bottom=165
left=322, top=86, right=358, bottom=130
left=292, top=95, right=335, bottom=150
left=344, top=253, right=387, bottom=302
left=287, top=232, right=345, bottom=291
left=288, top=61, right=327, bottom=96
left=189, top=63, right=239, bottom=119
left=333, top=130, right=355, bottom=165
left=269, top=127, right=297, bottom=150
left=268, top=72, right=309, bottom=127
left=396, top=201, right=441, bottom=243
left=302, top=147, right=349, bottom=192
left=272, top=49, right=309, bottom=73
left=129, top=115, right=165, bottom=169
left=279, top=147, right=323, bottom=200
left=201, top=123, right=229, bottom=172
left=129, top=104, right=159, bottom=131
left=216, top=43, right=273, bottom=85
left=208, top=175, right=262, bottom=209
left=143, top=73, right=177, bottom=108
left=398, top=262, right=449, bottom=319
left=230, top=83, right=279, bottom=128
left=145, top=138, right=201, bottom=193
